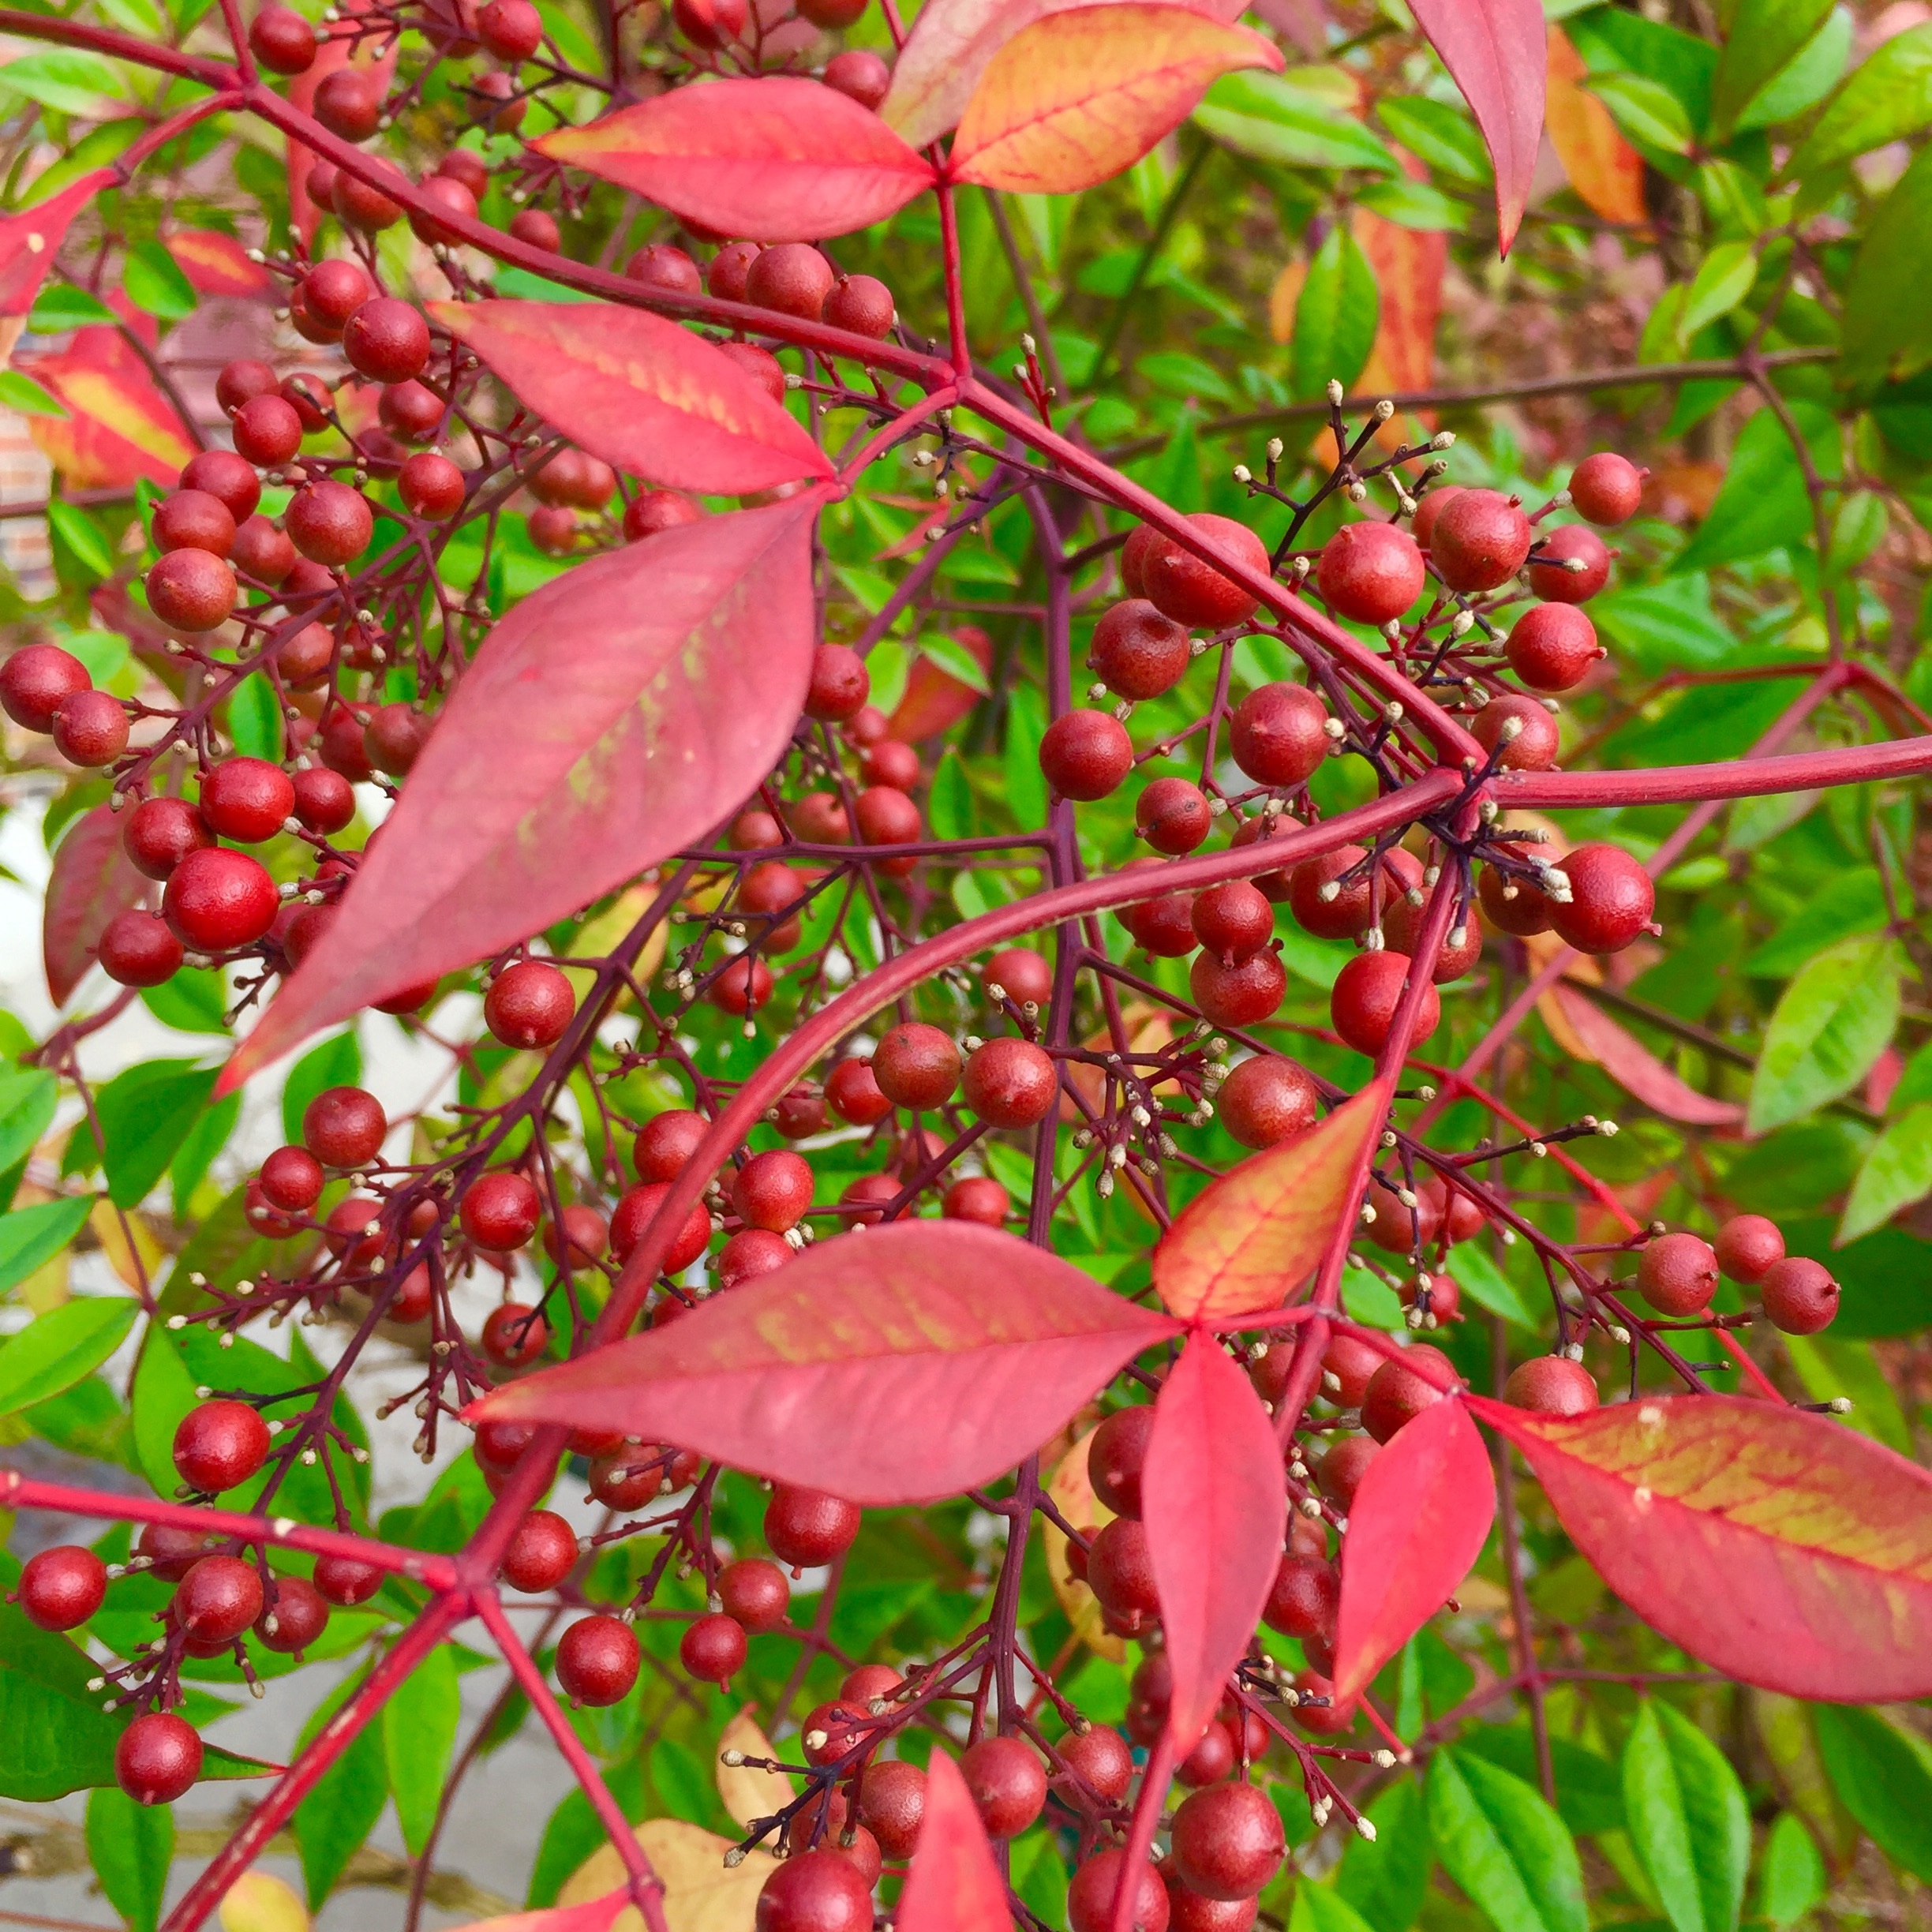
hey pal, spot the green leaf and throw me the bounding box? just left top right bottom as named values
left=1678, top=242, right=1758, bottom=343
left=282, top=1032, right=362, bottom=1146
left=141, top=966, right=231, bottom=1036
left=927, top=748, right=973, bottom=841
left=1825, top=489, right=1888, bottom=579
left=1745, top=869, right=1888, bottom=975
left=28, top=283, right=118, bottom=333
left=383, top=1641, right=459, bottom=1858
left=122, top=238, right=197, bottom=324
left=97, top=1060, right=219, bottom=1209
left=171, top=1089, right=239, bottom=1215
left=1443, top=1243, right=1541, bottom=1327
left=1003, top=680, right=1048, bottom=831
left=1589, top=575, right=1735, bottom=672
left=1621, top=1702, right=1749, bottom=1932
left=1457, top=1731, right=1627, bottom=1839
left=227, top=672, right=284, bottom=764
left=0, top=1296, right=139, bottom=1419
left=1781, top=1332, right=1911, bottom=1451
left=1338, top=1780, right=1432, bottom=1932
left=1837, top=1103, right=1932, bottom=1241
left=1709, top=0, right=1836, bottom=138
left=916, top=631, right=990, bottom=697
left=47, top=500, right=115, bottom=583
left=0, top=1069, right=57, bottom=1176
left=1355, top=175, right=1459, bottom=230
left=1791, top=22, right=1932, bottom=174
left=1293, top=225, right=1379, bottom=401
left=1747, top=934, right=1900, bottom=1133
left=0, top=1196, right=94, bottom=1294
left=1427, top=1748, right=1587, bottom=1932
left=1843, top=142, right=1932, bottom=388
left=1376, top=96, right=1492, bottom=183
left=1010, top=1829, right=1069, bottom=1929
left=1810, top=1705, right=1932, bottom=1883
left=1196, top=71, right=1396, bottom=173
left=0, top=49, right=129, bottom=114
left=86, top=1784, right=174, bottom=1932
left=131, top=1327, right=201, bottom=1501
left=0, top=369, right=68, bottom=417
left=1755, top=1814, right=1825, bottom=1928
left=1589, top=73, right=1696, bottom=155
left=1675, top=401, right=1839, bottom=575
left=1292, top=1881, right=1380, bottom=1932
left=1738, top=5, right=1851, bottom=129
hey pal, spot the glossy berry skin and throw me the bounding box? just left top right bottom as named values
left=1506, top=603, right=1601, bottom=693
left=1039, top=709, right=1133, bottom=799
left=610, top=1182, right=712, bottom=1271
left=1264, top=1552, right=1338, bottom=1639
left=175, top=1555, right=264, bottom=1648
left=1428, top=488, right=1532, bottom=592
left=2, top=643, right=90, bottom=731
left=1330, top=950, right=1440, bottom=1057
left=1087, top=1516, right=1159, bottom=1619
left=1219, top=1054, right=1317, bottom=1148
left=1060, top=1725, right=1133, bottom=1803
left=1230, top=682, right=1327, bottom=788
left=1193, top=882, right=1274, bottom=963
left=287, top=481, right=374, bottom=567
left=1070, top=1848, right=1171, bottom=1932
left=873, top=1022, right=960, bottom=1110
left=255, top=1574, right=329, bottom=1654
left=260, top=1144, right=325, bottom=1213
left=1088, top=1404, right=1154, bottom=1518
left=635, top=1108, right=708, bottom=1182
left=681, top=1611, right=749, bottom=1683
left=182, top=449, right=260, bottom=522
left=1361, top=1344, right=1453, bottom=1443
left=1137, top=777, right=1212, bottom=855
left=1549, top=842, right=1653, bottom=954
left=766, top=1485, right=860, bottom=1568
left=481, top=1301, right=549, bottom=1367
left=805, top=643, right=869, bottom=721
left=859, top=1760, right=926, bottom=1858
left=249, top=4, right=316, bottom=70
left=117, top=1712, right=202, bottom=1807
left=502, top=1510, right=578, bottom=1592
left=825, top=47, right=891, bottom=110
left=962, top=1038, right=1058, bottom=1129
left=984, top=947, right=1054, bottom=1007
left=960, top=1735, right=1048, bottom=1838
left=943, top=1175, right=1009, bottom=1225
left=1473, top=694, right=1560, bottom=772
left=718, top=1556, right=791, bottom=1632
left=314, top=1554, right=384, bottom=1606
left=462, top=1172, right=541, bottom=1251
left=747, top=242, right=835, bottom=320
left=824, top=274, right=895, bottom=339
left=1503, top=1355, right=1600, bottom=1415
left=556, top=1613, right=641, bottom=1706
left=485, top=960, right=576, bottom=1049
left=154, top=489, right=236, bottom=556
left=1761, top=1256, right=1839, bottom=1334
left=754, top=1850, right=872, bottom=1932
left=1142, top=513, right=1269, bottom=629
left=17, top=1544, right=107, bottom=1631
left=1526, top=523, right=1612, bottom=605
left=1170, top=1782, right=1286, bottom=1900
left=99, top=911, right=183, bottom=987
left=147, top=549, right=237, bottom=632
left=1714, top=1213, right=1784, bottom=1284
left=123, top=796, right=212, bottom=880
left=1636, top=1231, right=1718, bottom=1316
left=200, top=758, right=295, bottom=843
left=733, top=1148, right=814, bottom=1230
left=1191, top=948, right=1286, bottom=1029
left=231, top=393, right=303, bottom=466
left=304, top=1086, right=387, bottom=1167
left=1091, top=599, right=1190, bottom=700
left=174, top=1399, right=271, bottom=1492
left=1570, top=451, right=1646, bottom=525
left=1318, top=520, right=1425, bottom=625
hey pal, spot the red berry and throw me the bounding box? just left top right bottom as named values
left=1473, top=694, right=1561, bottom=772
left=824, top=47, right=890, bottom=110
left=174, top=1398, right=271, bottom=1492
left=1219, top=1054, right=1317, bottom=1149
left=260, top=1144, right=325, bottom=1212
left=123, top=796, right=212, bottom=880
left=1091, top=598, right=1190, bottom=700
left=362, top=702, right=427, bottom=777
left=1502, top=1356, right=1600, bottom=1415
left=717, top=341, right=786, bottom=403
left=1317, top=520, right=1425, bottom=625
left=231, top=392, right=303, bottom=466
left=733, top=1148, right=814, bottom=1230
left=478, top=0, right=542, bottom=59
left=1634, top=1230, right=1719, bottom=1316
left=717, top=1226, right=791, bottom=1287
left=154, top=489, right=237, bottom=556
left=805, top=643, right=870, bottom=722
left=624, top=489, right=703, bottom=541
left=481, top=1301, right=550, bottom=1367
left=249, top=4, right=316, bottom=72
left=635, top=1108, right=709, bottom=1182
left=1137, top=777, right=1211, bottom=856
left=200, top=758, right=295, bottom=844
left=680, top=1611, right=748, bottom=1683
left=502, top=1510, right=578, bottom=1591
left=1569, top=451, right=1646, bottom=526
left=1170, top=1782, right=1285, bottom=1900
left=962, top=1037, right=1058, bottom=1129
left=1191, top=948, right=1286, bottom=1028
left=1264, top=1552, right=1338, bottom=1639
left=823, top=274, right=895, bottom=339
left=314, top=67, right=383, bottom=140
left=1428, top=489, right=1532, bottom=593
left=147, top=549, right=237, bottom=633
left=181, top=449, right=261, bottom=522
left=1526, top=523, right=1612, bottom=605
left=859, top=1759, right=925, bottom=1857
left=766, top=1485, right=860, bottom=1567
left=1142, top=513, right=1269, bottom=629
left=1361, top=1344, right=1453, bottom=1442
left=2, top=643, right=90, bottom=731
left=711, top=955, right=773, bottom=1015
left=627, top=242, right=702, bottom=293
left=292, top=767, right=356, bottom=834
left=1290, top=1668, right=1355, bottom=1735
left=174, top=1555, right=264, bottom=1648
left=485, top=960, right=576, bottom=1050
left=1383, top=893, right=1484, bottom=983
left=1193, top=881, right=1274, bottom=963
left=960, top=1735, right=1047, bottom=1838
left=826, top=1058, right=893, bottom=1126
left=1287, top=844, right=1373, bottom=939
left=230, top=509, right=296, bottom=584
left=1070, top=1848, right=1170, bottom=1932
left=860, top=738, right=921, bottom=791
left=706, top=242, right=761, bottom=301
left=1087, top=1516, right=1159, bottom=1620
left=99, top=911, right=183, bottom=987
left=117, top=1712, right=202, bottom=1806
left=1549, top=842, right=1653, bottom=954
left=51, top=689, right=128, bottom=767
left=609, top=1181, right=712, bottom=1271
left=1713, top=1213, right=1784, bottom=1284
left=17, top=1544, right=107, bottom=1630
left=754, top=1850, right=873, bottom=1932
left=672, top=0, right=747, bottom=44
left=1477, top=859, right=1554, bottom=938
left=304, top=1086, right=387, bottom=1167
left=1088, top=1404, right=1154, bottom=1519
left=314, top=1553, right=384, bottom=1605
left=747, top=242, right=834, bottom=320
left=255, top=1574, right=330, bottom=1653
left=942, top=1175, right=1009, bottom=1225
left=872, top=1022, right=959, bottom=1110
left=718, top=1556, right=790, bottom=1632
left=1167, top=1881, right=1257, bottom=1932
left=854, top=784, right=921, bottom=869
left=556, top=1613, right=640, bottom=1705
left=1506, top=604, right=1601, bottom=693
left=380, top=378, right=445, bottom=441
left=984, top=947, right=1054, bottom=1008
left=1331, top=950, right=1440, bottom=1057
left=462, top=1171, right=541, bottom=1250
left=1761, top=1256, right=1839, bottom=1334
left=287, top=480, right=373, bottom=567
left=1039, top=710, right=1133, bottom=800
left=1230, top=682, right=1327, bottom=788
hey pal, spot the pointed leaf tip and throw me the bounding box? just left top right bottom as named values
left=898, top=1753, right=1014, bottom=1932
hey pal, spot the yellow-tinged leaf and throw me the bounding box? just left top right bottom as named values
left=717, top=1708, right=796, bottom=1829
left=28, top=326, right=193, bottom=489
left=949, top=3, right=1283, bottom=195
left=561, top=1820, right=777, bottom=1932
left=218, top=1872, right=310, bottom=1932
left=1151, top=1082, right=1389, bottom=1321
left=90, top=1199, right=164, bottom=1294
left=1547, top=24, right=1647, bottom=227
left=563, top=883, right=668, bottom=1016
left=1043, top=1427, right=1125, bottom=1660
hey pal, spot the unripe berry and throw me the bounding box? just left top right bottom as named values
left=1317, top=520, right=1425, bottom=625
left=556, top=1613, right=640, bottom=1705
left=1502, top=1355, right=1599, bottom=1415
left=174, top=1398, right=270, bottom=1492
left=1091, top=599, right=1189, bottom=700
left=1219, top=1054, right=1317, bottom=1148
left=485, top=960, right=576, bottom=1049
left=1634, top=1231, right=1718, bottom=1316
left=1428, top=488, right=1532, bottom=592
left=17, top=1544, right=107, bottom=1631
left=1568, top=451, right=1646, bottom=526
left=1761, top=1256, right=1839, bottom=1334
left=116, top=1712, right=201, bottom=1807
left=1141, top=513, right=1268, bottom=629
left=1039, top=710, right=1133, bottom=800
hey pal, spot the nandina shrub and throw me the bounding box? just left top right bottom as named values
left=1, top=2, right=1931, bottom=1930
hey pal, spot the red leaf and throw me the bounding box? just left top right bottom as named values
left=219, top=494, right=827, bottom=1089
left=286, top=11, right=397, bottom=249
left=1154, top=1082, right=1387, bottom=1322
left=534, top=78, right=937, bottom=245
left=165, top=229, right=272, bottom=298
left=898, top=1753, right=1014, bottom=1932
left=1547, top=986, right=1744, bottom=1127
left=0, top=171, right=116, bottom=317
left=1144, top=1333, right=1286, bottom=1750
left=886, top=631, right=993, bottom=743
left=43, top=804, right=147, bottom=1006
left=1473, top=1392, right=1932, bottom=1702
left=949, top=5, right=1284, bottom=196
left=429, top=300, right=833, bottom=496
left=1331, top=1397, right=1494, bottom=1703
left=1408, top=0, right=1545, bottom=255
left=463, top=1894, right=630, bottom=1931
left=467, top=1222, right=1181, bottom=1506
left=26, top=328, right=195, bottom=490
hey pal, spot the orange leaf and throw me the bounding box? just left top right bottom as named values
left=1548, top=984, right=1744, bottom=1128
left=26, top=327, right=194, bottom=490
left=0, top=170, right=117, bottom=317
left=1353, top=201, right=1443, bottom=395
left=1546, top=24, right=1646, bottom=227
left=886, top=627, right=993, bottom=742
left=166, top=229, right=272, bottom=298
left=1151, top=1082, right=1389, bottom=1322
left=949, top=3, right=1283, bottom=195
left=1473, top=1392, right=1932, bottom=1702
